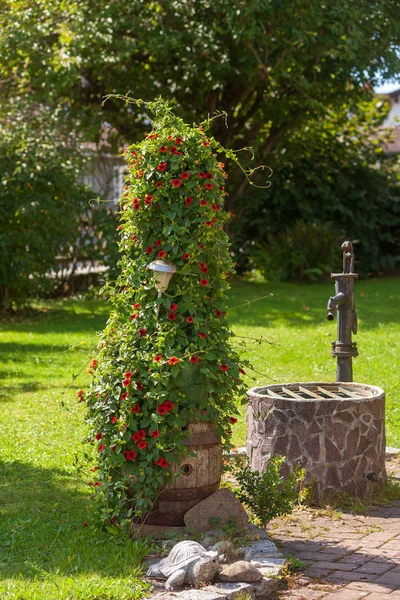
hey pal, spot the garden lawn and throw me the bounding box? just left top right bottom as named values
left=0, top=300, right=150, bottom=600
left=1, top=279, right=400, bottom=599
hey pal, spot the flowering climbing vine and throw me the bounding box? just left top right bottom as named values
left=83, top=98, right=255, bottom=526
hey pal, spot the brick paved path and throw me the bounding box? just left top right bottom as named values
left=268, top=495, right=400, bottom=599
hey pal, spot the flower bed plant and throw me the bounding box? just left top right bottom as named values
left=83, top=98, right=257, bottom=527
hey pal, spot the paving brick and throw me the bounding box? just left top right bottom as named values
left=363, top=595, right=399, bottom=600
left=312, top=561, right=355, bottom=572
left=357, top=561, right=396, bottom=575
left=325, top=570, right=377, bottom=583
left=304, top=565, right=334, bottom=578
left=346, top=581, right=395, bottom=593
left=375, top=569, right=400, bottom=586
left=336, top=553, right=371, bottom=566
left=324, top=591, right=368, bottom=599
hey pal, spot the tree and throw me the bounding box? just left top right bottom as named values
left=0, top=106, right=92, bottom=308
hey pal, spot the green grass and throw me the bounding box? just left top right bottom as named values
left=0, top=300, right=150, bottom=600
left=1, top=278, right=400, bottom=598
left=228, top=278, right=400, bottom=447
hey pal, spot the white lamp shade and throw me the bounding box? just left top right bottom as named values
left=147, top=260, right=177, bottom=292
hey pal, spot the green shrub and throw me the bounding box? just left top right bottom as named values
left=249, top=220, right=343, bottom=282
left=232, top=456, right=305, bottom=527
left=0, top=109, right=92, bottom=309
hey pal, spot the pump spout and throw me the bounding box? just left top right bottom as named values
left=327, top=292, right=346, bottom=321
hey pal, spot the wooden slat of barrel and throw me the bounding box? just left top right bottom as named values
left=145, top=421, right=222, bottom=526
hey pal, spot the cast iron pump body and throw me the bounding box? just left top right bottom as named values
left=327, top=241, right=358, bottom=382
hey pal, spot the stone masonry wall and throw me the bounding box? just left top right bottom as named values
left=246, top=384, right=386, bottom=502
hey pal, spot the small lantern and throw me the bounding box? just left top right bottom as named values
left=147, top=259, right=176, bottom=294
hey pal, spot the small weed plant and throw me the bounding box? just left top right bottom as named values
left=231, top=456, right=305, bottom=528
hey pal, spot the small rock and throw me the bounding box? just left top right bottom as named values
left=235, top=547, right=245, bottom=560
left=219, top=560, right=263, bottom=583
left=243, top=539, right=282, bottom=561
left=200, top=536, right=214, bottom=549
left=253, top=576, right=276, bottom=598
left=247, top=523, right=268, bottom=539
left=184, top=489, right=249, bottom=532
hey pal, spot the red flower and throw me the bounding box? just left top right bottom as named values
left=171, top=179, right=182, bottom=188
left=122, top=378, right=131, bottom=387
left=121, top=392, right=128, bottom=400
left=98, top=444, right=105, bottom=452
left=169, top=146, right=177, bottom=153
left=157, top=162, right=167, bottom=172
left=138, top=440, right=147, bottom=450
left=206, top=172, right=214, bottom=179
left=205, top=183, right=213, bottom=190
left=199, top=332, right=207, bottom=339
left=175, top=137, right=183, bottom=144
left=145, top=246, right=153, bottom=254
left=130, top=313, right=138, bottom=320
left=125, top=371, right=133, bottom=378
left=202, top=141, right=210, bottom=147
left=132, top=430, right=146, bottom=442
left=186, top=316, right=194, bottom=323
left=124, top=450, right=137, bottom=461
left=89, top=466, right=99, bottom=472
left=151, top=430, right=160, bottom=438
left=215, top=310, right=222, bottom=317
left=95, top=433, right=102, bottom=440
left=158, top=250, right=167, bottom=259
left=131, top=235, right=138, bottom=242
left=185, top=196, right=193, bottom=205
left=155, top=181, right=163, bottom=188
left=94, top=481, right=101, bottom=488
left=189, top=355, right=199, bottom=364
left=199, top=262, right=208, bottom=273
left=82, top=521, right=89, bottom=527
left=205, top=221, right=213, bottom=227
left=136, top=382, right=144, bottom=390
left=139, top=329, right=147, bottom=336
left=148, top=133, right=158, bottom=139
left=111, top=416, right=118, bottom=424
left=169, top=303, right=178, bottom=311
left=167, top=312, right=177, bottom=321
left=154, top=457, right=168, bottom=467
left=183, top=253, right=190, bottom=260
left=200, top=279, right=209, bottom=286
left=155, top=239, right=162, bottom=247
left=133, top=303, right=140, bottom=309
left=157, top=405, right=167, bottom=415
left=164, top=401, right=174, bottom=411
left=154, top=355, right=163, bottom=362
left=167, top=356, right=179, bottom=365
left=229, top=417, right=238, bottom=424
left=198, top=172, right=207, bottom=178
left=159, top=146, right=167, bottom=153
left=200, top=200, right=208, bottom=206
left=144, top=195, right=153, bottom=205
left=239, top=368, right=246, bottom=375
left=181, top=172, right=189, bottom=179
left=220, top=364, right=229, bottom=372
left=198, top=243, right=205, bottom=250
left=130, top=404, right=141, bottom=413
left=166, top=135, right=173, bottom=141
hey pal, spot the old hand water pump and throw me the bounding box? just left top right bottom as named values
left=327, top=241, right=358, bottom=382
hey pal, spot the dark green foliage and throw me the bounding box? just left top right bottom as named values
left=0, top=111, right=93, bottom=309
left=232, top=456, right=305, bottom=527
left=249, top=220, right=343, bottom=282
left=232, top=102, right=400, bottom=277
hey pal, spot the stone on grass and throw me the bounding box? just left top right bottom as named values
left=184, top=489, right=248, bottom=532
left=219, top=560, right=263, bottom=583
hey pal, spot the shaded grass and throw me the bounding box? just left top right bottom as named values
left=1, top=279, right=400, bottom=597
left=0, top=299, right=150, bottom=600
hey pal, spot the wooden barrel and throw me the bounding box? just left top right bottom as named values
left=145, top=421, right=222, bottom=526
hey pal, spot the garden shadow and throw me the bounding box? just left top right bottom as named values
left=0, top=460, right=147, bottom=582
